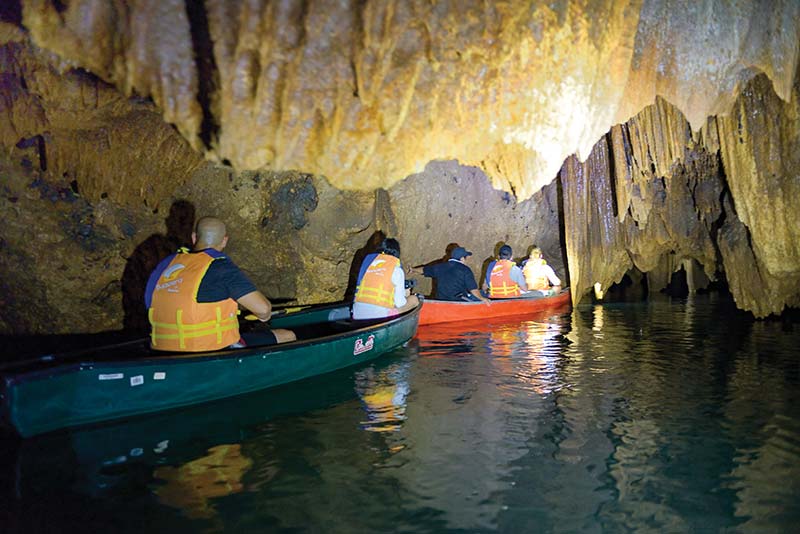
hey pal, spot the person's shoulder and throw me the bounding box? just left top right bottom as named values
left=207, top=253, right=234, bottom=267
left=206, top=254, right=245, bottom=279
left=455, top=261, right=476, bottom=279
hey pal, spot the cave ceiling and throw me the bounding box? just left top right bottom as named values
left=10, top=0, right=800, bottom=198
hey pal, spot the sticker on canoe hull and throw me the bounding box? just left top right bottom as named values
left=98, top=373, right=124, bottom=381
left=130, top=375, right=144, bottom=386
left=354, top=334, right=375, bottom=356
left=153, top=372, right=166, bottom=380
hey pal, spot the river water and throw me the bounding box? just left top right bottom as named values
left=2, top=294, right=799, bottom=533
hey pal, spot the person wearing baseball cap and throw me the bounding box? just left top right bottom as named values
left=484, top=244, right=528, bottom=298
left=410, top=245, right=488, bottom=302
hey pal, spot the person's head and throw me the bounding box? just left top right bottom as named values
left=193, top=216, right=228, bottom=251
left=378, top=237, right=401, bottom=258
left=450, top=246, right=472, bottom=262
left=498, top=244, right=513, bottom=259
left=529, top=247, right=542, bottom=259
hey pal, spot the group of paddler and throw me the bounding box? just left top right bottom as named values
left=146, top=217, right=560, bottom=353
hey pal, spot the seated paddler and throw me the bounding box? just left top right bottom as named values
left=409, top=246, right=489, bottom=302
left=484, top=244, right=528, bottom=298
left=521, top=246, right=562, bottom=296
left=352, top=237, right=420, bottom=320
left=145, top=216, right=295, bottom=352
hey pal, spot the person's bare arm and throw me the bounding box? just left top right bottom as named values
left=237, top=290, right=296, bottom=343
left=237, top=290, right=272, bottom=321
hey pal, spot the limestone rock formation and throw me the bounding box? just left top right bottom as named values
left=18, top=0, right=800, bottom=198
left=0, top=40, right=204, bottom=208
left=561, top=73, right=800, bottom=317
left=1, top=1, right=799, bottom=335
left=0, top=37, right=564, bottom=334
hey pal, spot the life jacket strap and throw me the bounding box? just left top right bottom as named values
left=150, top=306, right=237, bottom=349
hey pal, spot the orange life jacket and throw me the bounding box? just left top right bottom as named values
left=355, top=254, right=401, bottom=308
left=148, top=251, right=239, bottom=352
left=489, top=259, right=521, bottom=298
left=523, top=259, right=551, bottom=290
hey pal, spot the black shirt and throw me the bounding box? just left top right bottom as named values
left=197, top=256, right=258, bottom=303
left=422, top=260, right=479, bottom=301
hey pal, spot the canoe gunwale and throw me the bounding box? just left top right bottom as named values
left=2, top=302, right=421, bottom=387
left=418, top=289, right=571, bottom=325
left=422, top=288, right=569, bottom=306
left=1, top=302, right=422, bottom=437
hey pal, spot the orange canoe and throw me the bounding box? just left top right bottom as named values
left=418, top=289, right=571, bottom=326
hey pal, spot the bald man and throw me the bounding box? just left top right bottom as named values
left=145, top=216, right=295, bottom=352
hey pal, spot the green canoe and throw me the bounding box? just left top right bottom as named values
left=0, top=301, right=421, bottom=438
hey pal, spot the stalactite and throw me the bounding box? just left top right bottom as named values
left=709, top=74, right=800, bottom=316
left=16, top=0, right=800, bottom=199
left=562, top=98, right=726, bottom=307
left=560, top=137, right=632, bottom=307
left=562, top=73, right=799, bottom=317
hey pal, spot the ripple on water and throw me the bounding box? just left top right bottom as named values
left=5, top=296, right=800, bottom=533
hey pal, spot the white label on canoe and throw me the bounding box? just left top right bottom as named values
left=153, top=372, right=166, bottom=380
left=98, top=373, right=124, bottom=381
left=353, top=334, right=375, bottom=356
left=130, top=375, right=144, bottom=386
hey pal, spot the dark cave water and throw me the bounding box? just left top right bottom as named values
left=2, top=294, right=799, bottom=533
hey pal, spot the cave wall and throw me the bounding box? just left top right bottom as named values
left=713, top=73, right=800, bottom=317
left=0, top=38, right=565, bottom=334
left=0, top=153, right=565, bottom=335
left=0, top=36, right=205, bottom=334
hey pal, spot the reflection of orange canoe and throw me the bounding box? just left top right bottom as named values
left=419, top=289, right=571, bottom=326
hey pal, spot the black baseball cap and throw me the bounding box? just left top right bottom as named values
left=451, top=246, right=472, bottom=260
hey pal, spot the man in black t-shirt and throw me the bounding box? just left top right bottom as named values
left=146, top=216, right=295, bottom=349
left=412, top=247, right=489, bottom=302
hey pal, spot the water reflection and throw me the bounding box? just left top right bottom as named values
left=3, top=297, right=800, bottom=533
left=153, top=444, right=254, bottom=520
left=391, top=311, right=573, bottom=531
left=519, top=319, right=563, bottom=395
left=3, top=359, right=389, bottom=532
left=355, top=362, right=410, bottom=433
